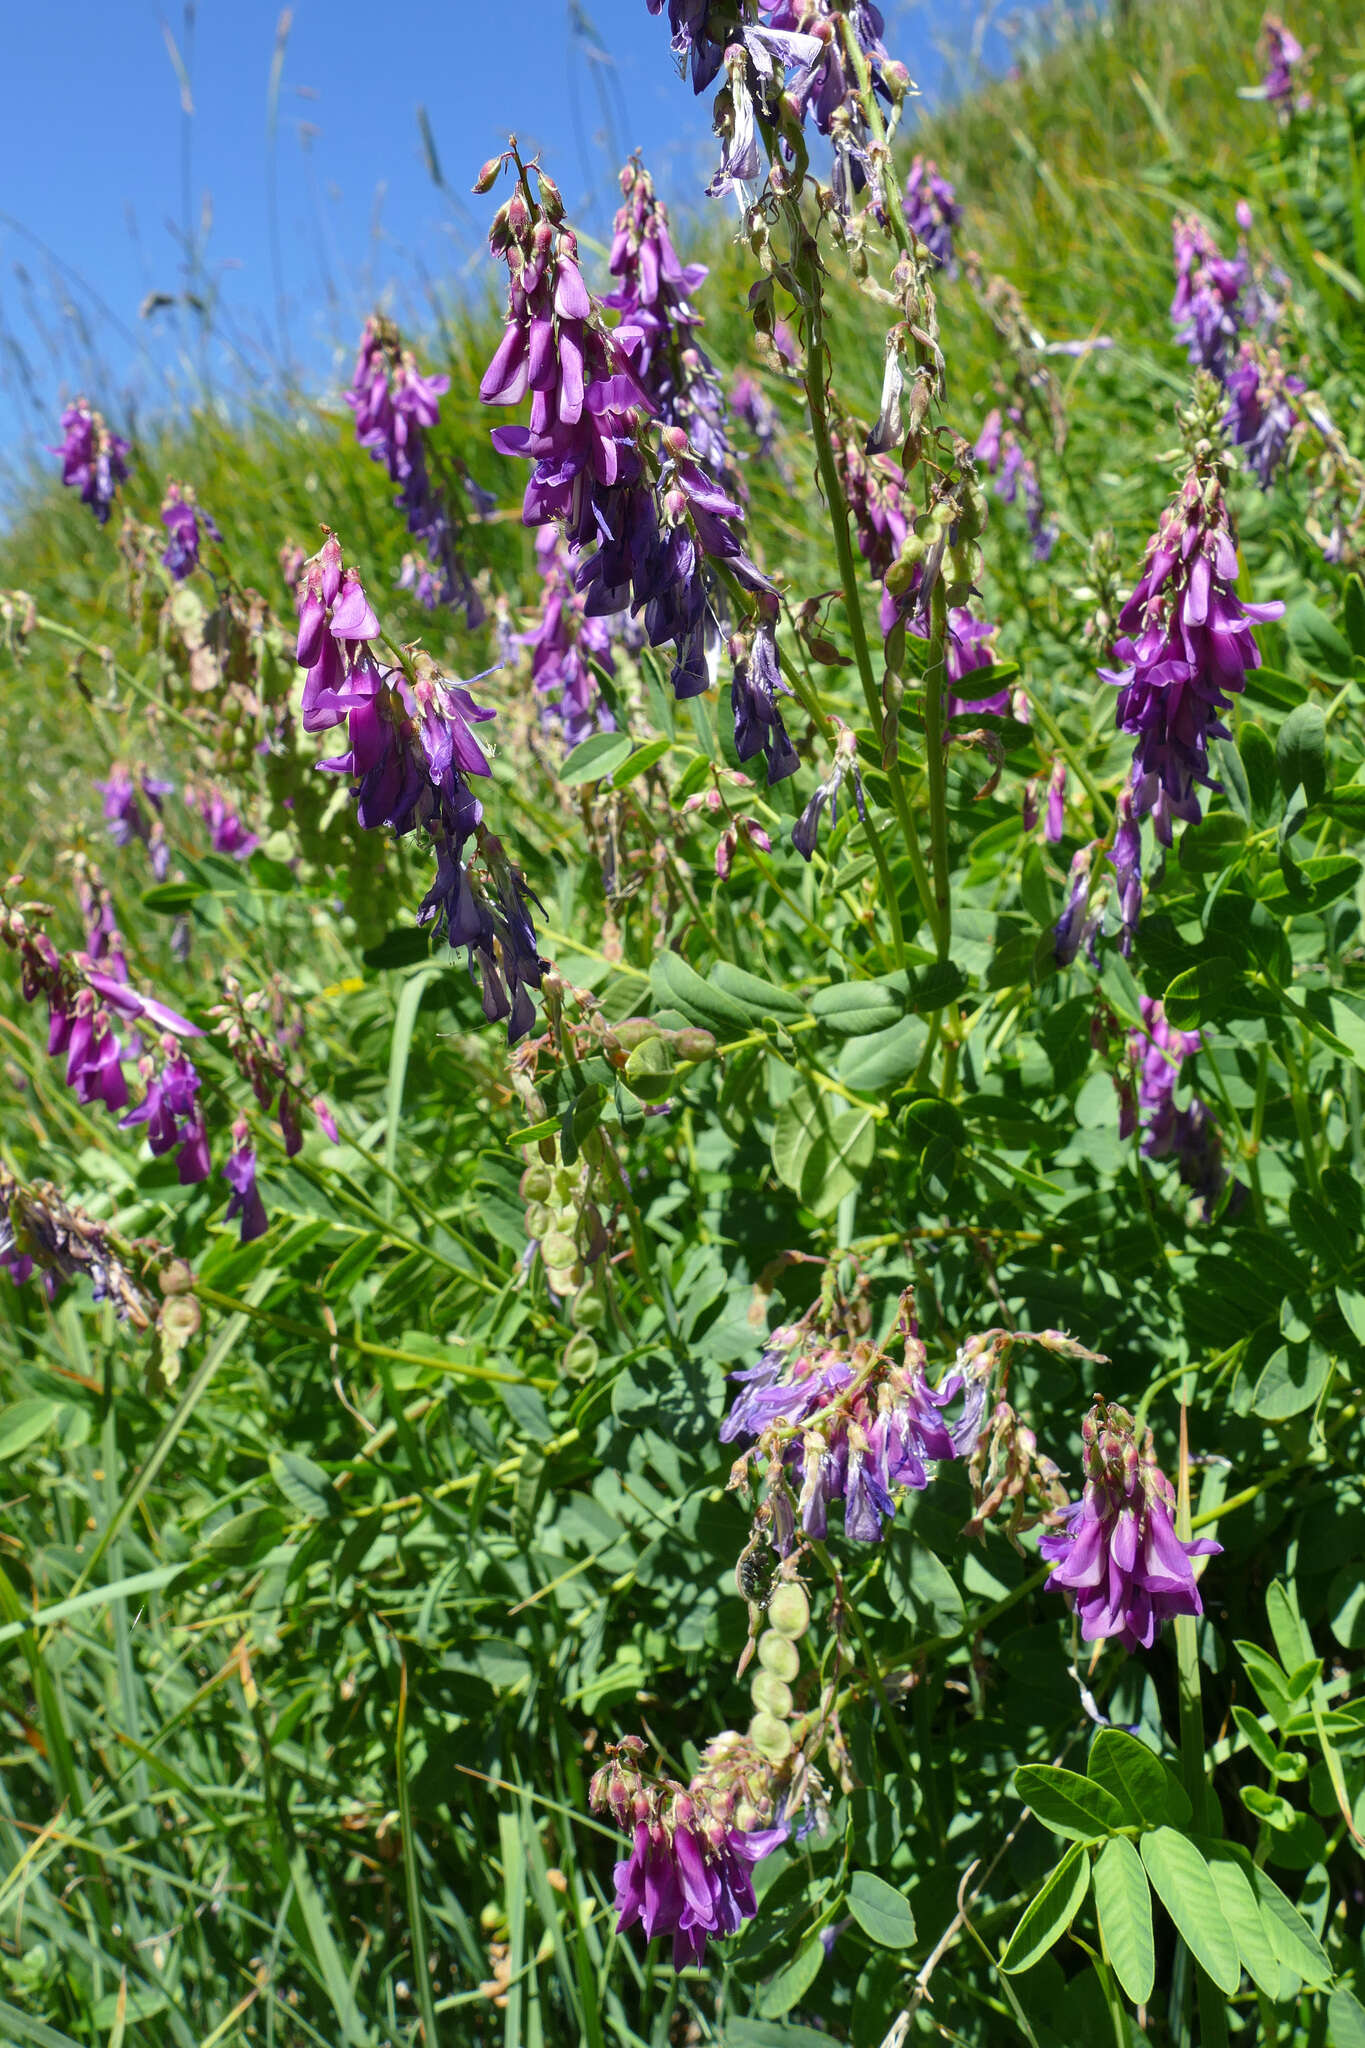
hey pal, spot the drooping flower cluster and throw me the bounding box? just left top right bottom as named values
left=160, top=482, right=221, bottom=582
left=0, top=885, right=211, bottom=1188
left=590, top=1732, right=786, bottom=1967
left=96, top=766, right=173, bottom=881
left=519, top=528, right=617, bottom=749
left=723, top=1289, right=988, bottom=1550
left=53, top=399, right=130, bottom=525
left=605, top=154, right=730, bottom=475
left=1260, top=13, right=1306, bottom=113
left=1223, top=341, right=1303, bottom=490
left=1123, top=996, right=1230, bottom=1216
left=1040, top=1399, right=1221, bottom=1651
left=293, top=532, right=546, bottom=1041
left=1101, top=383, right=1284, bottom=849
left=345, top=316, right=480, bottom=622
left=903, top=155, right=959, bottom=269
left=1170, top=217, right=1253, bottom=382
left=975, top=408, right=1056, bottom=561
left=479, top=150, right=779, bottom=772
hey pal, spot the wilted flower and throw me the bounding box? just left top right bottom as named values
left=1040, top=1399, right=1220, bottom=1651
left=53, top=399, right=130, bottom=524
left=0, top=1163, right=159, bottom=1325
left=1101, top=384, right=1284, bottom=843
left=792, top=721, right=866, bottom=859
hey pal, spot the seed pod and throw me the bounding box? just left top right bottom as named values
left=767, top=1582, right=810, bottom=1639
left=561, top=1332, right=599, bottom=1375
left=520, top=1165, right=552, bottom=1202
left=748, top=1712, right=794, bottom=1763
left=750, top=1671, right=793, bottom=1718
left=523, top=1202, right=551, bottom=1238
left=541, top=1230, right=577, bottom=1269
left=757, top=1633, right=800, bottom=1681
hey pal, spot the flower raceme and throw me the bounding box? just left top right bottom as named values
left=903, top=155, right=960, bottom=270
left=1040, top=1400, right=1220, bottom=1652
left=345, top=315, right=480, bottom=622
left=291, top=531, right=547, bottom=1043
left=1125, top=995, right=1231, bottom=1217
left=53, top=398, right=130, bottom=525
left=1101, top=394, right=1284, bottom=848
left=519, top=528, right=617, bottom=749
left=590, top=1734, right=786, bottom=1967
left=723, top=1307, right=988, bottom=1550
left=160, top=483, right=221, bottom=582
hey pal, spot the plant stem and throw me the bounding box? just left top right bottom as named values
left=1174, top=1393, right=1231, bottom=2048
left=922, top=574, right=953, bottom=960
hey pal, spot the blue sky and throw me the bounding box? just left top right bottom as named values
left=0, top=1, right=1017, bottom=478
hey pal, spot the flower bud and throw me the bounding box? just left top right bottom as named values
left=473, top=155, right=504, bottom=195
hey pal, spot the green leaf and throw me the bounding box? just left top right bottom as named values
left=1329, top=1985, right=1365, bottom=2048
left=1086, top=1729, right=1192, bottom=1828
left=1344, top=575, right=1365, bottom=658
left=1236, top=1641, right=1294, bottom=1724
left=1139, top=1828, right=1240, bottom=1995
left=809, top=975, right=910, bottom=1036
left=609, top=736, right=671, bottom=785
left=1249, top=1866, right=1332, bottom=1987
left=1014, top=1764, right=1124, bottom=1840
left=1238, top=722, right=1279, bottom=819
left=1197, top=1841, right=1283, bottom=2000
left=725, top=2024, right=831, bottom=2048
left=1093, top=1836, right=1154, bottom=2007
left=758, top=1935, right=825, bottom=2018
left=941, top=658, right=1020, bottom=703
left=1000, top=1839, right=1090, bottom=1973
left=271, top=1451, right=343, bottom=1520
left=838, top=1017, right=928, bottom=1092
left=1252, top=1344, right=1329, bottom=1421
left=709, top=962, right=807, bottom=1021
left=560, top=732, right=634, bottom=785
left=846, top=1870, right=916, bottom=1949
left=361, top=926, right=432, bottom=971
left=0, top=1398, right=61, bottom=1460
left=650, top=952, right=751, bottom=1034
left=1231, top=1705, right=1279, bottom=1772
left=771, top=1084, right=876, bottom=1217
left=1163, top=955, right=1272, bottom=1030
left=1285, top=598, right=1354, bottom=680
left=1276, top=702, right=1328, bottom=804
left=0, top=2000, right=86, bottom=2048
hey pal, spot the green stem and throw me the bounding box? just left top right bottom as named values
left=787, top=205, right=939, bottom=946
left=1174, top=1394, right=1231, bottom=2048
left=922, top=575, right=953, bottom=961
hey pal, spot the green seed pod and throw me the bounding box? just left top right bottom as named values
left=561, top=1332, right=599, bottom=1376
left=757, top=1633, right=800, bottom=1681
left=541, top=1231, right=577, bottom=1269
left=610, top=1017, right=659, bottom=1053
left=750, top=1671, right=793, bottom=1718
left=944, top=580, right=974, bottom=608
left=520, top=1165, right=552, bottom=1202
left=523, top=1201, right=551, bottom=1237
left=767, top=1582, right=810, bottom=1639
left=748, top=1712, right=794, bottom=1763
left=572, top=1285, right=607, bottom=1331
left=671, top=1027, right=717, bottom=1065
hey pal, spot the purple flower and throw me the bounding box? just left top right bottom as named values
left=160, top=483, right=221, bottom=581
left=1261, top=14, right=1305, bottom=110
left=520, top=526, right=617, bottom=749
left=723, top=1315, right=983, bottom=1550
left=1171, top=217, right=1250, bottom=381
left=1101, top=438, right=1284, bottom=842
left=792, top=722, right=865, bottom=859
left=121, top=1052, right=211, bottom=1184
left=731, top=615, right=798, bottom=785
left=1053, top=845, right=1096, bottom=967
left=612, top=1817, right=786, bottom=1967
left=975, top=408, right=1003, bottom=473
left=591, top=1729, right=786, bottom=1967
left=1108, top=786, right=1143, bottom=955
left=194, top=787, right=259, bottom=860
left=52, top=996, right=129, bottom=1114
left=904, top=155, right=960, bottom=270
left=346, top=316, right=481, bottom=624
left=1127, top=996, right=1230, bottom=1216
left=223, top=1127, right=268, bottom=1244
left=53, top=399, right=130, bottom=524
left=96, top=766, right=174, bottom=869
left=1044, top=758, right=1067, bottom=843
left=1222, top=342, right=1302, bottom=489
left=730, top=373, right=783, bottom=466
left=1039, top=1400, right=1220, bottom=1651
